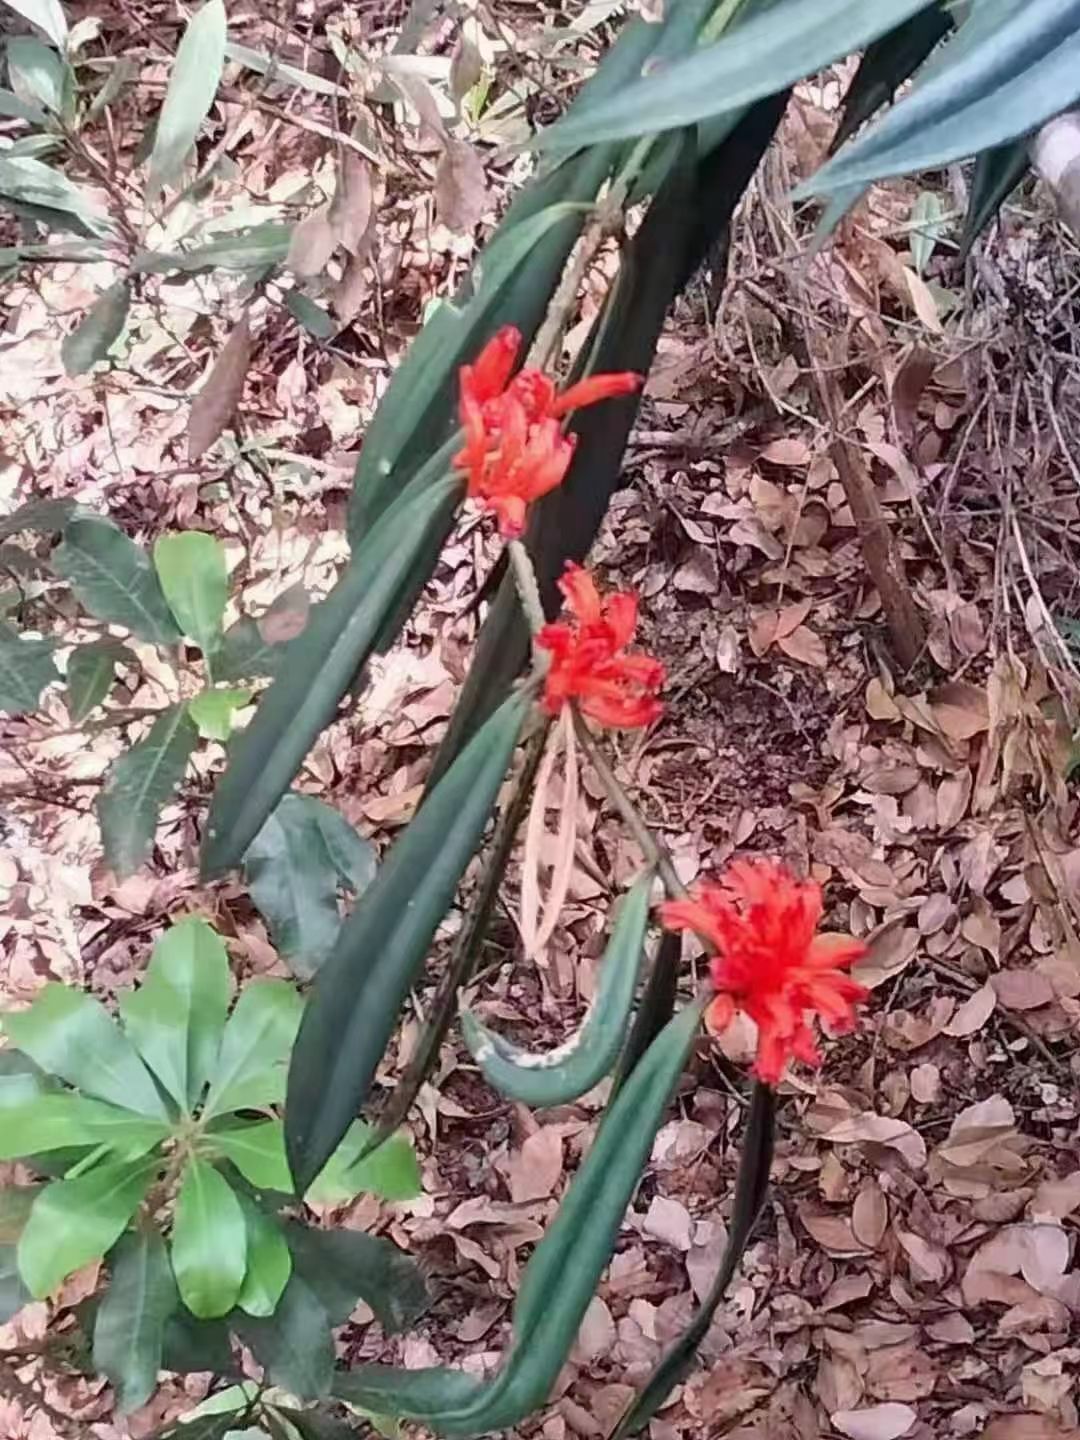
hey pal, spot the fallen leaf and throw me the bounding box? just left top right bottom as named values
left=823, top=1113, right=926, bottom=1170
left=188, top=311, right=251, bottom=460
left=574, top=1295, right=615, bottom=1362
left=896, top=1229, right=949, bottom=1285
left=866, top=678, right=901, bottom=721
left=798, top=1204, right=866, bottom=1256
left=942, top=981, right=996, bottom=1037
left=891, top=346, right=935, bottom=437
left=929, top=681, right=990, bottom=740
left=852, top=1181, right=888, bottom=1249
left=258, top=582, right=309, bottom=644
left=435, top=136, right=490, bottom=232
left=991, top=969, right=1055, bottom=1011
left=903, top=265, right=942, bottom=332
left=642, top=1195, right=692, bottom=1252
left=831, top=1403, right=917, bottom=1440
left=507, top=1127, right=563, bottom=1203
left=330, top=151, right=374, bottom=255
left=778, top=624, right=827, bottom=668
left=287, top=201, right=337, bottom=278
left=760, top=437, right=810, bottom=466
left=1030, top=1172, right=1080, bottom=1221
left=910, top=1063, right=941, bottom=1103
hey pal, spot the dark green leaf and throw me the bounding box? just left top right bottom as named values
left=5, top=0, right=68, bottom=49
left=268, top=1409, right=357, bottom=1440
left=147, top=0, right=227, bottom=194
left=232, top=1274, right=333, bottom=1400
left=612, top=1084, right=775, bottom=1437
left=206, top=1119, right=291, bottom=1193
left=187, top=686, right=252, bottom=741
left=0, top=1245, right=31, bottom=1322
left=119, top=916, right=232, bottom=1112
left=961, top=139, right=1031, bottom=254
left=0, top=497, right=77, bottom=539
left=462, top=873, right=651, bottom=1107
left=236, top=1199, right=291, bottom=1317
left=97, top=703, right=199, bottom=878
left=213, top=615, right=284, bottom=682
left=3, top=984, right=170, bottom=1118
left=285, top=1224, right=427, bottom=1332
left=66, top=638, right=130, bottom=724
left=306, top=1122, right=421, bottom=1206
left=134, top=223, right=292, bottom=275
left=285, top=691, right=528, bottom=1191
left=333, top=1005, right=702, bottom=1431
left=0, top=154, right=113, bottom=235
left=18, top=1156, right=157, bottom=1298
left=0, top=1093, right=169, bottom=1160
left=161, top=1309, right=235, bottom=1376
left=613, top=931, right=680, bottom=1095
left=285, top=291, right=336, bottom=339
left=171, top=1158, right=246, bottom=1318
left=244, top=793, right=377, bottom=980
left=93, top=1228, right=178, bottom=1411
left=0, top=620, right=57, bottom=715
left=832, top=7, right=951, bottom=153
left=152, top=532, right=228, bottom=654
left=61, top=281, right=130, bottom=375
left=201, top=474, right=459, bottom=878
left=53, top=515, right=181, bottom=644
left=541, top=0, right=937, bottom=149
left=202, top=979, right=303, bottom=1120
left=805, top=1, right=1080, bottom=196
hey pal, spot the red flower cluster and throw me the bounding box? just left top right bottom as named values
left=455, top=326, right=641, bottom=537
left=537, top=563, right=665, bottom=729
left=661, top=860, right=867, bottom=1085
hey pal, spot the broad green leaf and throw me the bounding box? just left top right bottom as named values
left=333, top=1005, right=703, bottom=1431
left=0, top=1244, right=31, bottom=1322
left=202, top=979, right=303, bottom=1119
left=153, top=531, right=228, bottom=654
left=93, top=1228, right=178, bottom=1411
left=118, top=917, right=232, bottom=1111
left=0, top=496, right=77, bottom=538
left=66, top=638, right=130, bottom=724
left=0, top=85, right=47, bottom=123
left=171, top=1158, right=246, bottom=1318
left=188, top=686, right=252, bottom=741
left=0, top=621, right=57, bottom=715
left=97, top=703, right=198, bottom=878
left=0, top=1093, right=169, bottom=1160
left=18, top=1157, right=157, bottom=1298
left=206, top=1119, right=292, bottom=1192
left=161, top=1308, right=235, bottom=1376
left=462, top=874, right=651, bottom=1108
left=541, top=0, right=938, bottom=149
left=134, top=223, right=292, bottom=275
left=231, top=1273, right=333, bottom=1401
left=147, top=0, right=227, bottom=195
left=53, top=515, right=181, bottom=644
left=61, top=281, right=130, bottom=375
left=306, top=1122, right=420, bottom=1206
left=2, top=0, right=68, bottom=49
left=286, top=1224, right=428, bottom=1333
left=201, top=473, right=460, bottom=877
left=961, top=138, right=1030, bottom=254
left=0, top=154, right=113, bottom=235
left=235, top=1200, right=291, bottom=1317
left=6, top=35, right=70, bottom=116
left=285, top=290, right=336, bottom=339
left=243, top=793, right=377, bottom=980
left=213, top=615, right=285, bottom=682
left=805, top=0, right=1080, bottom=195
left=285, top=691, right=529, bottom=1191
left=3, top=985, right=169, bottom=1118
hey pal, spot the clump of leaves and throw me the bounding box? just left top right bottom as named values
left=0, top=917, right=426, bottom=1411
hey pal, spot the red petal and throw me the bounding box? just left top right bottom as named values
left=550, top=371, right=642, bottom=418
left=558, top=563, right=602, bottom=625
left=471, top=326, right=521, bottom=401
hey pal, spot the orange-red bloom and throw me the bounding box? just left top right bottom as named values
left=661, top=860, right=867, bottom=1086
left=537, top=562, right=665, bottom=729
left=455, top=326, right=641, bottom=537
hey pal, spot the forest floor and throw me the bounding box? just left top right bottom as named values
left=2, top=4, right=1080, bottom=1440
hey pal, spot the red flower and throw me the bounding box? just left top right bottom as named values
left=660, top=860, right=867, bottom=1086
left=537, top=563, right=665, bottom=729
left=455, top=327, right=641, bottom=537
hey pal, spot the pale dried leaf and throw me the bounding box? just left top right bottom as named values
left=508, top=1127, right=563, bottom=1203
left=851, top=1181, right=888, bottom=1249
left=188, top=311, right=251, bottom=460
left=991, top=969, right=1055, bottom=1011
left=777, top=624, right=827, bottom=669
left=942, top=981, right=996, bottom=1037
left=823, top=1113, right=926, bottom=1170
left=435, top=136, right=490, bottom=232
left=287, top=201, right=337, bottom=278
left=831, top=1403, right=917, bottom=1440
left=330, top=151, right=374, bottom=255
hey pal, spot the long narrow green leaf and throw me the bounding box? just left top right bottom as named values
left=98, top=703, right=198, bottom=878
left=960, top=138, right=1031, bottom=255
left=612, top=1083, right=775, bottom=1437
left=285, top=692, right=530, bottom=1192
left=200, top=474, right=459, bottom=878
left=613, top=931, right=680, bottom=1096
left=462, top=874, right=652, bottom=1107
left=540, top=0, right=937, bottom=149
left=93, top=1228, right=178, bottom=1412
left=147, top=0, right=227, bottom=194
left=831, top=7, right=951, bottom=153
left=806, top=0, right=1080, bottom=194
left=332, top=1004, right=703, bottom=1435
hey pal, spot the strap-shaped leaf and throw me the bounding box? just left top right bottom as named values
left=806, top=0, right=1080, bottom=195
left=0, top=621, right=57, bottom=716
left=200, top=473, right=460, bottom=878
left=17, top=1156, right=158, bottom=1298
left=147, top=0, right=227, bottom=194
left=171, top=1158, right=246, bottom=1318
left=134, top=223, right=292, bottom=275
left=285, top=691, right=529, bottom=1192
left=93, top=1228, right=178, bottom=1412
left=831, top=7, right=951, bottom=153
left=118, top=917, right=232, bottom=1112
left=960, top=138, right=1031, bottom=254
left=3, top=984, right=169, bottom=1119
left=243, top=793, right=376, bottom=980
left=53, top=515, right=181, bottom=644
left=97, top=702, right=198, bottom=878
left=612, top=1083, right=775, bottom=1437
left=61, top=280, right=130, bottom=375
left=540, top=0, right=937, bottom=149
left=332, top=1003, right=703, bottom=1434
left=0, top=496, right=77, bottom=539
left=613, top=930, right=680, bottom=1095
left=462, top=873, right=652, bottom=1107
